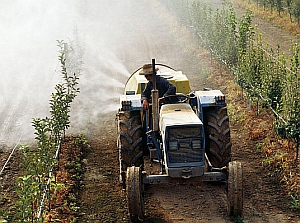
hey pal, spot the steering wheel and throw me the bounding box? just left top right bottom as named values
left=161, top=94, right=188, bottom=104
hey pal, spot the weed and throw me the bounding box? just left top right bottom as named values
left=290, top=194, right=300, bottom=210
left=230, top=215, right=247, bottom=223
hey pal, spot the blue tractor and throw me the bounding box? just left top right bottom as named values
left=116, top=60, right=243, bottom=222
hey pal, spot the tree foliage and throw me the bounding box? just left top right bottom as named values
left=256, top=0, right=300, bottom=23
left=160, top=0, right=300, bottom=160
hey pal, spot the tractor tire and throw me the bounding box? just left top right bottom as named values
left=126, top=166, right=144, bottom=222
left=204, top=106, right=232, bottom=168
left=117, top=110, right=143, bottom=187
left=227, top=161, right=243, bottom=216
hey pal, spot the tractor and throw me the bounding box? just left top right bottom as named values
left=116, top=59, right=243, bottom=222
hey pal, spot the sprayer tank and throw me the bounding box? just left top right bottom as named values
left=124, top=66, right=191, bottom=95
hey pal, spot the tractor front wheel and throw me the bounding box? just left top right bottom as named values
left=126, top=166, right=144, bottom=222
left=227, top=161, right=243, bottom=216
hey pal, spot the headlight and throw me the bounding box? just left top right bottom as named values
left=215, top=95, right=225, bottom=103
left=121, top=100, right=132, bottom=111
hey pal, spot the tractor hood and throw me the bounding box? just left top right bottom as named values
left=159, top=103, right=202, bottom=134
left=159, top=103, right=205, bottom=176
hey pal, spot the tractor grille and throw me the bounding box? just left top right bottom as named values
left=166, top=126, right=204, bottom=164
left=168, top=139, right=204, bottom=163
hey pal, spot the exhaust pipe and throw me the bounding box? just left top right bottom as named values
left=151, top=59, right=159, bottom=132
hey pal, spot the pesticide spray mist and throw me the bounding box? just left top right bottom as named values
left=0, top=0, right=192, bottom=146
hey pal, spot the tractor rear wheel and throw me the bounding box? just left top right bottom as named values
left=126, top=166, right=144, bottom=222
left=227, top=161, right=243, bottom=216
left=117, top=110, right=143, bottom=187
left=204, top=106, right=231, bottom=167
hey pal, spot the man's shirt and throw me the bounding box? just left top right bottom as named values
left=141, top=75, right=176, bottom=102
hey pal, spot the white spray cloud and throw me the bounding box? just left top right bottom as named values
left=0, top=0, right=191, bottom=145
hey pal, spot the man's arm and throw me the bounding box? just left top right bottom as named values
left=141, top=82, right=152, bottom=110
left=141, top=82, right=152, bottom=100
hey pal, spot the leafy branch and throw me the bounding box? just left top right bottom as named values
left=10, top=40, right=81, bottom=222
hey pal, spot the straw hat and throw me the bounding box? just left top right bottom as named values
left=139, top=64, right=159, bottom=75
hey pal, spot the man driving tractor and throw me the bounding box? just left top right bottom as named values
left=139, top=63, right=176, bottom=110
